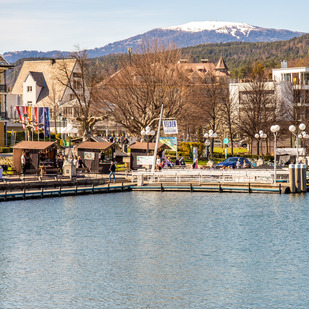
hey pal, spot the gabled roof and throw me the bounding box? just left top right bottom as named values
left=13, top=141, right=57, bottom=150
left=12, top=59, right=76, bottom=104
left=76, top=141, right=114, bottom=150
left=0, top=55, right=14, bottom=68
left=28, top=71, right=46, bottom=87
left=215, top=57, right=229, bottom=71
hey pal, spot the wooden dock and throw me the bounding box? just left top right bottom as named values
left=0, top=182, right=133, bottom=202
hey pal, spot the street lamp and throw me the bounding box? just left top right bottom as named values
left=254, top=130, right=267, bottom=156
left=270, top=124, right=280, bottom=183
left=289, top=123, right=306, bottom=163
left=204, top=129, right=218, bottom=159
left=141, top=126, right=155, bottom=155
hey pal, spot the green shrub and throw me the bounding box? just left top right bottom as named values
left=0, top=147, right=13, bottom=153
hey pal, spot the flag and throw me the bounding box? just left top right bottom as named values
left=39, top=107, right=44, bottom=131
left=34, top=107, right=39, bottom=130
left=15, top=106, right=26, bottom=129
left=44, top=107, right=50, bottom=137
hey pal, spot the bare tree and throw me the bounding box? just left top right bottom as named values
left=97, top=41, right=189, bottom=135
left=56, top=49, right=107, bottom=141
left=46, top=82, right=61, bottom=134
left=189, top=73, right=229, bottom=155
left=235, top=64, right=278, bottom=154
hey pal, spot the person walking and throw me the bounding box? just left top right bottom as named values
left=109, top=161, right=116, bottom=183
left=21, top=151, right=26, bottom=175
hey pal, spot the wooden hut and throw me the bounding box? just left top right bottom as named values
left=13, top=141, right=59, bottom=174
left=129, top=142, right=170, bottom=170
left=75, top=141, right=115, bottom=173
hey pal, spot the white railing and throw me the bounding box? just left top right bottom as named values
left=131, top=169, right=289, bottom=184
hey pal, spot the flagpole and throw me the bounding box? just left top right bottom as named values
left=151, top=104, right=164, bottom=173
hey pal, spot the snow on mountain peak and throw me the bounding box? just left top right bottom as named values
left=163, top=21, right=257, bottom=36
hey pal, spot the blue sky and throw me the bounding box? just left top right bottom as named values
left=1, top=0, right=308, bottom=54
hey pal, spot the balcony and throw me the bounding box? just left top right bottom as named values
left=0, top=84, right=7, bottom=93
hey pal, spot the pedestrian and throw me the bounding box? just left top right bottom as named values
left=78, top=156, right=86, bottom=168
left=192, top=159, right=198, bottom=169
left=109, top=161, right=116, bottom=183
left=73, top=155, right=79, bottom=168
left=21, top=151, right=26, bottom=175
left=57, top=154, right=64, bottom=174
left=236, top=158, right=241, bottom=169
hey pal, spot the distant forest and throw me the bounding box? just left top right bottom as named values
left=6, top=33, right=309, bottom=88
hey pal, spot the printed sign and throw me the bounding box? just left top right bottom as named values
left=84, top=152, right=95, bottom=160
left=137, top=156, right=154, bottom=165
left=159, top=137, right=177, bottom=152
left=163, top=120, right=178, bottom=134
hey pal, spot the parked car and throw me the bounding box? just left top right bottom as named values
left=216, top=157, right=252, bottom=169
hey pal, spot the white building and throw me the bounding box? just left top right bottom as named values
left=11, top=59, right=86, bottom=133
left=272, top=61, right=309, bottom=122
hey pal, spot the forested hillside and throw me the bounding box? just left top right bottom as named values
left=6, top=33, right=309, bottom=88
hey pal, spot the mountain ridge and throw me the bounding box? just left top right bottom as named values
left=2, top=21, right=305, bottom=64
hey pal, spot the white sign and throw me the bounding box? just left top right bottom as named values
left=163, top=120, right=178, bottom=134
left=84, top=152, right=95, bottom=160
left=137, top=156, right=154, bottom=165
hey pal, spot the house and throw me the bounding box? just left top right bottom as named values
left=0, top=55, right=14, bottom=146
left=11, top=59, right=86, bottom=133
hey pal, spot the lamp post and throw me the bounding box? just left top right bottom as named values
left=204, top=129, right=218, bottom=160
left=141, top=126, right=155, bottom=155
left=270, top=125, right=280, bottom=183
left=254, top=130, right=267, bottom=156
left=289, top=123, right=306, bottom=163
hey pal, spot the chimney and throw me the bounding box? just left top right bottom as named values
left=201, top=59, right=209, bottom=63
left=178, top=59, right=188, bottom=63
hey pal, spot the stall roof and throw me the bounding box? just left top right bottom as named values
left=129, top=142, right=168, bottom=150
left=76, top=141, right=114, bottom=150
left=13, top=141, right=57, bottom=150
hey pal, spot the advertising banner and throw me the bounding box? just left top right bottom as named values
left=159, top=136, right=177, bottom=152
left=163, top=120, right=178, bottom=134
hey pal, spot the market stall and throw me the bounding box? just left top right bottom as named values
left=76, top=141, right=115, bottom=173
left=13, top=141, right=59, bottom=175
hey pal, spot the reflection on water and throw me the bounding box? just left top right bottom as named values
left=1, top=193, right=309, bottom=308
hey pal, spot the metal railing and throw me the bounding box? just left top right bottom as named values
left=131, top=169, right=290, bottom=184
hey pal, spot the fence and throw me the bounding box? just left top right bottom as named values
left=131, top=169, right=290, bottom=184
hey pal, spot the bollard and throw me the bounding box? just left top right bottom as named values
left=301, top=164, right=307, bottom=192
left=295, top=164, right=301, bottom=193
left=289, top=164, right=296, bottom=193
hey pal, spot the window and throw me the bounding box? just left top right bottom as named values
left=27, top=101, right=32, bottom=106
left=27, top=86, right=32, bottom=92
left=69, top=94, right=75, bottom=101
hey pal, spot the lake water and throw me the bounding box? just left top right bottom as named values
left=1, top=192, right=309, bottom=308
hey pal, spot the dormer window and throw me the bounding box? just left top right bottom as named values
left=27, top=86, right=32, bottom=92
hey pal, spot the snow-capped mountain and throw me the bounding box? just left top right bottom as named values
left=2, top=21, right=305, bottom=63
left=164, top=21, right=256, bottom=36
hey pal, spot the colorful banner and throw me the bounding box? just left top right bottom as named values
left=163, top=120, right=178, bottom=134
left=159, top=136, right=177, bottom=152
left=15, top=106, right=50, bottom=137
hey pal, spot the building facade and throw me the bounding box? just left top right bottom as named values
left=0, top=55, right=14, bottom=146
